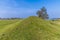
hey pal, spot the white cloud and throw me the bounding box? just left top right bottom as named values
left=0, top=0, right=38, bottom=18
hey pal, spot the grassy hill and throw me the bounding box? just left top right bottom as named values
left=0, top=16, right=60, bottom=40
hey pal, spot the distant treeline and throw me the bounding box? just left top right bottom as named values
left=0, top=18, right=23, bottom=20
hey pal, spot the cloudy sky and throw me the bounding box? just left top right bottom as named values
left=0, top=0, right=60, bottom=18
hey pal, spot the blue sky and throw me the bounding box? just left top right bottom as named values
left=0, top=0, right=60, bottom=18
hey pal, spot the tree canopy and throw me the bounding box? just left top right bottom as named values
left=37, top=7, right=49, bottom=19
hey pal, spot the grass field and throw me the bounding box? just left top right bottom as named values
left=0, top=16, right=60, bottom=40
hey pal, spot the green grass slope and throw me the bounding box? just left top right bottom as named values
left=0, top=16, right=60, bottom=40
left=0, top=19, right=20, bottom=30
